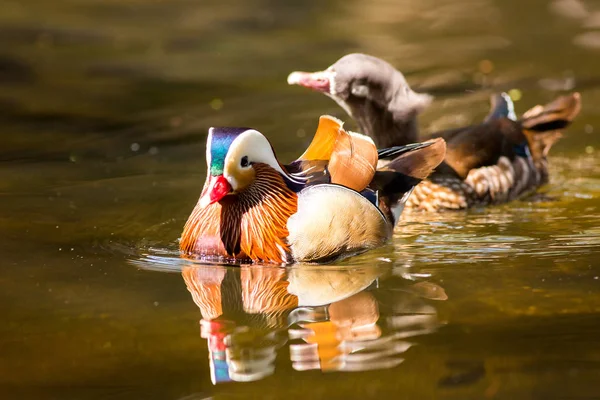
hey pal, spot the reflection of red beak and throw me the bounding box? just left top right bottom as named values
left=287, top=71, right=331, bottom=93
left=199, top=175, right=232, bottom=208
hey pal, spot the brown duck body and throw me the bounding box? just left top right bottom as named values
left=407, top=93, right=581, bottom=211
left=287, top=53, right=582, bottom=211
left=408, top=154, right=539, bottom=211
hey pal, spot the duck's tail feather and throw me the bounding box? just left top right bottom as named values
left=371, top=138, right=446, bottom=225
left=377, top=141, right=437, bottom=160
left=520, top=92, right=582, bottom=161
left=520, top=92, right=582, bottom=132
left=523, top=130, right=564, bottom=162
left=377, top=138, right=447, bottom=180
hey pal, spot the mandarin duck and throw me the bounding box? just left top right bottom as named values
left=180, top=115, right=446, bottom=264
left=288, top=53, right=582, bottom=211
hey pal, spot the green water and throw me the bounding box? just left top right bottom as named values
left=2, top=0, right=600, bottom=398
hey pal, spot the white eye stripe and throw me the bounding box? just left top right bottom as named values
left=223, top=129, right=287, bottom=189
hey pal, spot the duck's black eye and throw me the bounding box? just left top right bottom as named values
left=240, top=156, right=249, bottom=167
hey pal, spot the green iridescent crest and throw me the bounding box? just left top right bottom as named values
left=208, top=128, right=248, bottom=176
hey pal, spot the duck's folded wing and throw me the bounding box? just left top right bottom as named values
left=288, top=115, right=379, bottom=192
left=297, top=115, right=344, bottom=161
left=285, top=115, right=344, bottom=185
left=438, top=93, right=582, bottom=178
left=433, top=120, right=519, bottom=179
left=372, top=138, right=446, bottom=224
left=375, top=138, right=446, bottom=181
left=329, top=131, right=378, bottom=192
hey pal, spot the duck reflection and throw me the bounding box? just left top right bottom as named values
left=182, top=266, right=295, bottom=383
left=182, top=263, right=445, bottom=384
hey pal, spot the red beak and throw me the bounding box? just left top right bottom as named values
left=199, top=175, right=232, bottom=208
left=287, top=71, right=331, bottom=93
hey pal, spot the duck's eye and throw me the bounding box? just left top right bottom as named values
left=351, top=82, right=369, bottom=98
left=240, top=156, right=249, bottom=168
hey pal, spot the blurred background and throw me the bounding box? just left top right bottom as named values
left=2, top=0, right=600, bottom=399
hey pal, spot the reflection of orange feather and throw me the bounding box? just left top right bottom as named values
left=182, top=266, right=226, bottom=320
left=241, top=267, right=298, bottom=314
left=180, top=163, right=298, bottom=264
left=302, top=321, right=343, bottom=371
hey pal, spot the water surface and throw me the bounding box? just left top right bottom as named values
left=2, top=0, right=600, bottom=398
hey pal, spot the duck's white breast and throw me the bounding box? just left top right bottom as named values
left=286, top=184, right=389, bottom=263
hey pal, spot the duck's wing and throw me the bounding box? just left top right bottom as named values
left=288, top=138, right=444, bottom=261
left=435, top=119, right=521, bottom=179
left=377, top=141, right=444, bottom=160
left=297, top=115, right=344, bottom=161
left=427, top=93, right=522, bottom=177
left=375, top=138, right=447, bottom=181
left=284, top=115, right=344, bottom=186
left=434, top=93, right=582, bottom=178
left=371, top=138, right=446, bottom=224
left=429, top=92, right=516, bottom=146
left=287, top=115, right=379, bottom=193
left=328, top=130, right=378, bottom=192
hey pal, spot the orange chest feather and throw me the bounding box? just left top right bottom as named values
left=180, top=167, right=298, bottom=264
